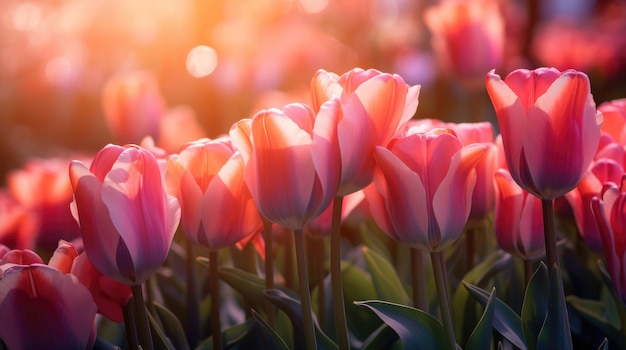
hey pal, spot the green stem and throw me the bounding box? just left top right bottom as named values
left=410, top=247, right=428, bottom=311
left=430, top=250, right=456, bottom=350
left=294, top=228, right=317, bottom=350
left=131, top=284, right=154, bottom=350
left=122, top=300, right=139, bottom=350
left=466, top=228, right=475, bottom=272
left=285, top=233, right=294, bottom=290
left=263, top=218, right=276, bottom=328
left=524, top=259, right=533, bottom=287
left=331, top=196, right=350, bottom=350
left=209, top=249, right=223, bottom=350
left=186, top=240, right=200, bottom=346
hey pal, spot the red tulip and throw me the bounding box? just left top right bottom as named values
left=371, top=128, right=486, bottom=251
left=591, top=175, right=626, bottom=304
left=230, top=101, right=341, bottom=229
left=486, top=67, right=602, bottom=199
left=0, top=190, right=37, bottom=250
left=311, top=68, right=420, bottom=196
left=69, top=144, right=181, bottom=285
left=165, top=137, right=262, bottom=249
left=598, top=98, right=626, bottom=146
left=494, top=169, right=545, bottom=260
left=424, top=0, right=504, bottom=88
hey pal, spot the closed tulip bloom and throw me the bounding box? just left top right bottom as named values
left=311, top=68, right=420, bottom=196
left=230, top=101, right=341, bottom=230
left=372, top=129, right=486, bottom=251
left=591, top=175, right=626, bottom=304
left=69, top=144, right=181, bottom=286
left=165, top=137, right=262, bottom=249
left=494, top=169, right=545, bottom=260
left=486, top=68, right=602, bottom=200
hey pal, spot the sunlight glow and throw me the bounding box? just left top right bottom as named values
left=300, top=0, right=328, bottom=14
left=186, top=45, right=218, bottom=78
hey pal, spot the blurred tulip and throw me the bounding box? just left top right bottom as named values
left=101, top=70, right=164, bottom=144
left=158, top=106, right=207, bottom=154
left=7, top=157, right=83, bottom=251
left=566, top=158, right=624, bottom=252
left=0, top=190, right=37, bottom=250
left=592, top=175, right=626, bottom=305
left=371, top=128, right=486, bottom=252
left=69, top=144, right=180, bottom=285
left=311, top=67, right=420, bottom=196
left=424, top=0, right=504, bottom=88
left=230, top=101, right=341, bottom=230
left=493, top=169, right=545, bottom=260
left=0, top=247, right=97, bottom=350
left=486, top=67, right=602, bottom=200
left=165, top=137, right=262, bottom=249
left=598, top=98, right=626, bottom=145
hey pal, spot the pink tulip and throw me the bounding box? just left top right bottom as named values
left=371, top=128, right=486, bottom=251
left=591, top=175, right=626, bottom=304
left=101, top=71, right=164, bottom=144
left=165, top=137, right=262, bottom=249
left=0, top=190, right=37, bottom=250
left=493, top=169, right=545, bottom=260
left=424, top=0, right=504, bottom=88
left=69, top=144, right=181, bottom=285
left=486, top=67, right=602, bottom=200
left=230, top=101, right=341, bottom=229
left=158, top=106, right=207, bottom=154
left=598, top=98, right=626, bottom=146
left=0, top=247, right=97, bottom=350
left=311, top=67, right=420, bottom=196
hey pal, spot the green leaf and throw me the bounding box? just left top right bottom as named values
left=263, top=289, right=338, bottom=350
left=357, top=324, right=400, bottom=350
left=153, top=302, right=190, bottom=350
left=521, top=263, right=549, bottom=350
left=536, top=265, right=572, bottom=350
left=218, top=266, right=268, bottom=308
left=362, top=247, right=410, bottom=305
left=463, top=281, right=527, bottom=350
left=252, top=309, right=289, bottom=350
left=355, top=300, right=447, bottom=349
left=566, top=295, right=626, bottom=348
left=147, top=310, right=176, bottom=350
left=453, top=250, right=512, bottom=343
left=194, top=320, right=257, bottom=350
left=466, top=287, right=496, bottom=350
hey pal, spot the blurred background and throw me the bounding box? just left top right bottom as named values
left=1, top=0, right=626, bottom=184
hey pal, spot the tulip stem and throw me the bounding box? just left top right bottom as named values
left=122, top=300, right=139, bottom=350
left=410, top=247, right=428, bottom=311
left=209, top=249, right=223, bottom=350
left=294, top=228, right=317, bottom=350
left=263, top=218, right=276, bottom=328
left=466, top=227, right=476, bottom=271
left=331, top=195, right=350, bottom=350
left=186, top=239, right=200, bottom=346
left=524, top=259, right=533, bottom=287
left=430, top=250, right=456, bottom=350
left=131, top=284, right=154, bottom=350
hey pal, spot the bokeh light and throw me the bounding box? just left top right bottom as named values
left=186, top=45, right=218, bottom=78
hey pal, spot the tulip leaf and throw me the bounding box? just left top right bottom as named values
left=355, top=300, right=447, bottom=349
left=466, top=287, right=496, bottom=350
left=463, top=281, right=527, bottom=350
left=263, top=288, right=338, bottom=350
left=194, top=320, right=257, bottom=350
left=566, top=295, right=626, bottom=349
left=536, top=265, right=572, bottom=350
left=92, top=337, right=121, bottom=350
left=362, top=247, right=410, bottom=305
left=357, top=324, right=400, bottom=350
left=453, top=250, right=512, bottom=343
left=521, top=263, right=549, bottom=350
left=147, top=310, right=176, bottom=350
left=217, top=266, right=269, bottom=308
left=251, top=309, right=289, bottom=350
left=597, top=338, right=608, bottom=350
left=153, top=302, right=190, bottom=350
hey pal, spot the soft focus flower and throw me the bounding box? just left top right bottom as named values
left=424, top=0, right=504, bottom=88
left=69, top=144, right=181, bottom=285
left=6, top=157, right=83, bottom=251
left=165, top=137, right=262, bottom=249
left=598, top=98, right=626, bottom=146
left=310, top=67, right=420, bottom=196
left=230, top=101, right=341, bottom=230
left=101, top=70, right=165, bottom=144
left=0, top=247, right=97, bottom=350
left=493, top=169, right=545, bottom=260
left=158, top=106, right=207, bottom=154
left=485, top=67, right=602, bottom=200
left=370, top=128, right=486, bottom=252
left=0, top=190, right=37, bottom=250
left=591, top=175, right=626, bottom=305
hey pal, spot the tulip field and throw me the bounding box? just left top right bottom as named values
left=1, top=1, right=626, bottom=350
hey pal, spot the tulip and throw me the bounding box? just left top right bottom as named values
left=311, top=67, right=420, bottom=196
left=0, top=190, right=37, bottom=250
left=591, top=175, right=626, bottom=305
left=165, top=137, right=261, bottom=249
left=598, top=98, right=626, bottom=146
left=69, top=144, right=180, bottom=285
left=485, top=67, right=602, bottom=200
left=494, top=169, right=545, bottom=260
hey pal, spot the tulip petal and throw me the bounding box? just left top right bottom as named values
left=312, top=98, right=341, bottom=207
left=493, top=170, right=524, bottom=257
